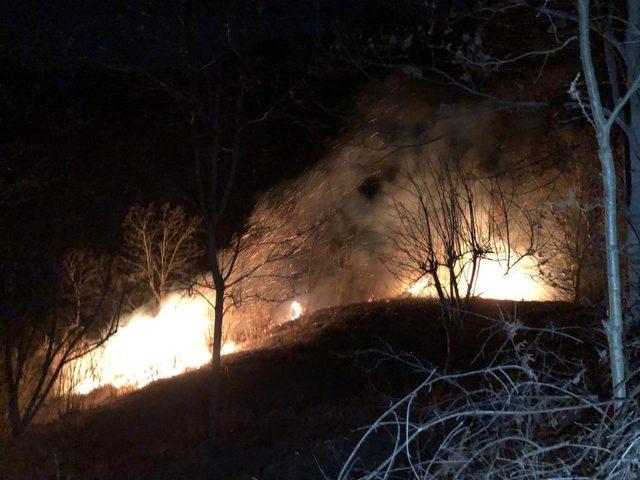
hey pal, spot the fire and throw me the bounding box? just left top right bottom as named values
left=405, top=248, right=550, bottom=301
left=71, top=293, right=215, bottom=395
left=472, top=255, right=547, bottom=300
left=65, top=243, right=546, bottom=397
left=406, top=277, right=431, bottom=297
left=289, top=300, right=303, bottom=320
left=67, top=291, right=298, bottom=395
left=220, top=341, right=237, bottom=355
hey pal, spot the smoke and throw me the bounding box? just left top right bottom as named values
left=59, top=78, right=588, bottom=397
left=239, top=78, right=566, bottom=319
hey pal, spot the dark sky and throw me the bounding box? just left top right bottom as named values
left=0, top=1, right=385, bottom=250
left=0, top=0, right=557, bottom=255
left=0, top=0, right=587, bottom=337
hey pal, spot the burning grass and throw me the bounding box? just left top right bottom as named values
left=60, top=293, right=305, bottom=396
left=0, top=298, right=605, bottom=479
left=60, top=248, right=550, bottom=400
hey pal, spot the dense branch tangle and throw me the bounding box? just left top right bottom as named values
left=121, top=203, right=202, bottom=309
left=338, top=317, right=640, bottom=480
left=387, top=154, right=533, bottom=311
left=1, top=251, right=122, bottom=437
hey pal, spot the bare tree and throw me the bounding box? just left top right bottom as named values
left=386, top=155, right=532, bottom=312
left=575, top=0, right=640, bottom=408
left=537, top=161, right=604, bottom=304
left=565, top=0, right=640, bottom=326
left=334, top=0, right=640, bottom=407
left=189, top=68, right=244, bottom=444
left=121, top=202, right=202, bottom=308
left=1, top=250, right=122, bottom=437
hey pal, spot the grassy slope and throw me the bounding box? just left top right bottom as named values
left=0, top=298, right=602, bottom=479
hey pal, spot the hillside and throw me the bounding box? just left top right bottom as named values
left=0, top=299, right=602, bottom=480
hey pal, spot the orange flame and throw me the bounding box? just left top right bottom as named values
left=71, top=293, right=217, bottom=394
left=220, top=341, right=237, bottom=355
left=289, top=300, right=303, bottom=320
left=405, top=245, right=551, bottom=301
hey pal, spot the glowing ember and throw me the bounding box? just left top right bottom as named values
left=71, top=293, right=213, bottom=394
left=289, top=300, right=303, bottom=320
left=220, top=341, right=237, bottom=355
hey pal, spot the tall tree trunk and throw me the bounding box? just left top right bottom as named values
left=598, top=138, right=628, bottom=405
left=626, top=0, right=640, bottom=326
left=4, top=340, right=24, bottom=438
left=208, top=282, right=224, bottom=444
left=578, top=0, right=627, bottom=406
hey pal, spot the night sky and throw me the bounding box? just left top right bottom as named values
left=2, top=0, right=562, bottom=249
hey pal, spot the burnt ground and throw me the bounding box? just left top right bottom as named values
left=0, top=298, right=605, bottom=479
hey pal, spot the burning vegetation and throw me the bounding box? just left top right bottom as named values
left=51, top=94, right=583, bottom=401
left=3, top=85, right=603, bottom=438
left=3, top=1, right=640, bottom=478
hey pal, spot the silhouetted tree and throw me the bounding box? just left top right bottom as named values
left=121, top=203, right=202, bottom=309
left=1, top=250, right=122, bottom=437
left=576, top=0, right=640, bottom=407
left=387, top=156, right=533, bottom=312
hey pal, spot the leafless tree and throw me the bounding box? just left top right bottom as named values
left=0, top=250, right=122, bottom=437
left=193, top=130, right=309, bottom=440
left=536, top=161, right=604, bottom=304
left=113, top=6, right=309, bottom=448
left=536, top=0, right=640, bottom=328
left=121, top=202, right=202, bottom=308
left=335, top=0, right=640, bottom=408
left=386, top=155, right=533, bottom=312
left=574, top=0, right=640, bottom=408
left=188, top=62, right=245, bottom=443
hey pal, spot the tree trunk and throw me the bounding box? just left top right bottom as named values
left=578, top=0, right=627, bottom=406
left=598, top=139, right=628, bottom=404
left=3, top=337, right=23, bottom=438
left=207, top=273, right=225, bottom=445
left=6, top=378, right=24, bottom=438
left=626, top=0, right=640, bottom=326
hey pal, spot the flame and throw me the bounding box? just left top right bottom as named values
left=67, top=291, right=301, bottom=395
left=406, top=277, right=431, bottom=297
left=289, top=300, right=303, bottom=320
left=404, top=246, right=550, bottom=301
left=220, top=341, right=237, bottom=355
left=471, top=255, right=547, bottom=300
left=70, top=293, right=218, bottom=395
left=65, top=242, right=547, bottom=397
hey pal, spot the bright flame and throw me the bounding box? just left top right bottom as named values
left=407, top=277, right=431, bottom=297
left=71, top=293, right=214, bottom=395
left=472, top=255, right=547, bottom=300
left=404, top=247, right=550, bottom=301
left=220, top=341, right=237, bottom=355
left=288, top=300, right=303, bottom=321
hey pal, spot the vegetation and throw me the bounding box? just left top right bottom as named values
left=2, top=0, right=640, bottom=478
left=0, top=251, right=122, bottom=437
left=0, top=298, right=605, bottom=479
left=121, top=203, right=202, bottom=309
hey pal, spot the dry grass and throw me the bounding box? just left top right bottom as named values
left=0, top=298, right=603, bottom=479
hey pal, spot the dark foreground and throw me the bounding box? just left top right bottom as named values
left=0, top=298, right=603, bottom=479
